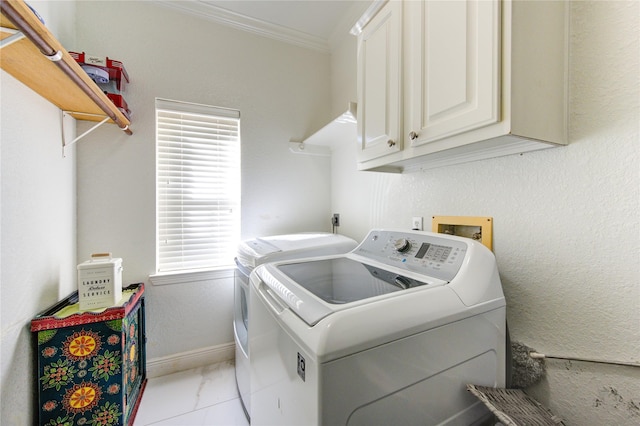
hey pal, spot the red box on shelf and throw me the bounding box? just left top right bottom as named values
left=107, top=94, right=132, bottom=120
left=69, top=51, right=129, bottom=85
left=69, top=51, right=132, bottom=119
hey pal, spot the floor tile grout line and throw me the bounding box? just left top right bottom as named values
left=142, top=397, right=243, bottom=426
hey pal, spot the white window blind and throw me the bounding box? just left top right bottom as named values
left=156, top=98, right=240, bottom=273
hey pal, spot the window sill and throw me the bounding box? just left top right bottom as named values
left=149, top=267, right=235, bottom=286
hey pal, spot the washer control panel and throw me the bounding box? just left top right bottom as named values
left=353, top=230, right=468, bottom=282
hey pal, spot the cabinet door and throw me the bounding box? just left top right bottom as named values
left=356, top=0, right=402, bottom=162
left=407, top=0, right=500, bottom=147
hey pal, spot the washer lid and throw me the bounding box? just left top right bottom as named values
left=258, top=257, right=443, bottom=326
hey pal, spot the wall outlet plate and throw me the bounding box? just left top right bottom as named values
left=412, top=216, right=423, bottom=230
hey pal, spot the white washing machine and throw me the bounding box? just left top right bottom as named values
left=234, top=232, right=357, bottom=419
left=249, top=229, right=507, bottom=425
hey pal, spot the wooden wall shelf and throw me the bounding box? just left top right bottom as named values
left=0, top=0, right=132, bottom=135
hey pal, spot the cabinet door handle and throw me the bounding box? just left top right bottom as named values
left=409, top=131, right=419, bottom=141
left=388, top=139, right=396, bottom=147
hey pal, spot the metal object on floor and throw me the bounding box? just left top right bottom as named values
left=467, top=385, right=565, bottom=426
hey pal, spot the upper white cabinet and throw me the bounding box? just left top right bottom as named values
left=356, top=0, right=402, bottom=162
left=355, top=0, right=568, bottom=173
left=408, top=0, right=500, bottom=146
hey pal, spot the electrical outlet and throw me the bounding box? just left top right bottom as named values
left=332, top=213, right=340, bottom=227
left=411, top=216, right=423, bottom=231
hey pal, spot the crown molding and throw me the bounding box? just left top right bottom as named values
left=153, top=0, right=331, bottom=53
left=328, top=0, right=376, bottom=48
left=349, top=0, right=387, bottom=36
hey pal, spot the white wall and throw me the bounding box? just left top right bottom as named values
left=74, top=1, right=333, bottom=360
left=0, top=2, right=77, bottom=424
left=330, top=1, right=640, bottom=424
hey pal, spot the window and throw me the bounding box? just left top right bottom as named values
left=156, top=98, right=240, bottom=273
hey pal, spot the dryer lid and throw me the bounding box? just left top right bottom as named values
left=236, top=233, right=357, bottom=268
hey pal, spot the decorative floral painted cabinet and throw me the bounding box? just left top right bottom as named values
left=31, top=283, right=146, bottom=426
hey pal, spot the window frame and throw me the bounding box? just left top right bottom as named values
left=154, top=98, right=241, bottom=276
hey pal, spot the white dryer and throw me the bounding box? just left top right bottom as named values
left=249, top=229, right=507, bottom=425
left=234, top=232, right=357, bottom=419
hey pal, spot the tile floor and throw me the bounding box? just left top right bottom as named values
left=134, top=360, right=249, bottom=426
left=133, top=360, right=502, bottom=426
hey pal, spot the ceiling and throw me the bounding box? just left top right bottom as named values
left=153, top=0, right=375, bottom=52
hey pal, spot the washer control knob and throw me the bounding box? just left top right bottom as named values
left=394, top=238, right=411, bottom=253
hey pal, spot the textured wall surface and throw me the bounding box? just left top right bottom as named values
left=330, top=1, right=639, bottom=424
left=0, top=2, right=77, bottom=423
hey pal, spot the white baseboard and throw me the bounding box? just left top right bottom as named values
left=146, top=342, right=235, bottom=379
